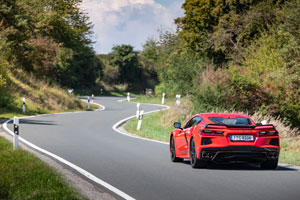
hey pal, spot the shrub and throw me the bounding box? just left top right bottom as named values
left=102, top=65, right=120, bottom=84
left=156, top=51, right=204, bottom=96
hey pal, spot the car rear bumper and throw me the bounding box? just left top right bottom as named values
left=200, top=146, right=279, bottom=164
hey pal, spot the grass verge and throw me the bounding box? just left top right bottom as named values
left=130, top=95, right=173, bottom=105
left=279, top=140, right=300, bottom=166
left=124, top=111, right=172, bottom=142
left=0, top=136, right=86, bottom=199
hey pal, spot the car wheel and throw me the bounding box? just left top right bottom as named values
left=170, top=136, right=183, bottom=162
left=260, top=159, right=278, bottom=169
left=190, top=138, right=207, bottom=168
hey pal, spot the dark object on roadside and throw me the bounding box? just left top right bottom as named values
left=145, top=88, right=153, bottom=95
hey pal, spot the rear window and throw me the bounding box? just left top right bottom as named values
left=208, top=117, right=252, bottom=125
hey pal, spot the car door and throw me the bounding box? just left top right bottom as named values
left=177, top=117, right=197, bottom=156
left=185, top=116, right=202, bottom=142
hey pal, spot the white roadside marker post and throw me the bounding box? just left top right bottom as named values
left=137, top=110, right=144, bottom=130
left=13, top=116, right=19, bottom=150
left=88, top=96, right=90, bottom=110
left=92, top=94, right=94, bottom=103
left=127, top=92, right=130, bottom=102
left=176, top=94, right=181, bottom=106
left=22, top=97, right=26, bottom=114
left=67, top=89, right=73, bottom=95
left=136, top=103, right=141, bottom=118
left=162, top=93, right=165, bottom=105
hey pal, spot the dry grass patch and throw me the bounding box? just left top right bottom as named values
left=6, top=70, right=84, bottom=112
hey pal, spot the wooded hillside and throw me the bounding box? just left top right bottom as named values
left=140, top=0, right=300, bottom=128
left=0, top=0, right=101, bottom=114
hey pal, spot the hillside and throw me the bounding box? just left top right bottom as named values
left=139, top=0, right=300, bottom=129
left=0, top=0, right=100, bottom=116
left=0, top=69, right=86, bottom=119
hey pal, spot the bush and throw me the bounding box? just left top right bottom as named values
left=156, top=51, right=204, bottom=96
left=102, top=65, right=120, bottom=83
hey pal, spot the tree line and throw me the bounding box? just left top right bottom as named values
left=139, top=0, right=300, bottom=128
left=0, top=0, right=101, bottom=89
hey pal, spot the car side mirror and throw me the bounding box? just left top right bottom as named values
left=256, top=123, right=263, bottom=126
left=174, top=122, right=182, bottom=130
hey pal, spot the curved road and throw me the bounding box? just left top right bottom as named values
left=6, top=97, right=300, bottom=200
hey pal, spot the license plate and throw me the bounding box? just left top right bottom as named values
left=230, top=135, right=254, bottom=141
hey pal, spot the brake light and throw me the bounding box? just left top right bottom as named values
left=267, top=131, right=278, bottom=136
left=202, top=130, right=213, bottom=134
left=258, top=131, right=266, bottom=136
left=258, top=131, right=278, bottom=136
left=215, top=131, right=224, bottom=134
left=199, top=130, right=224, bottom=136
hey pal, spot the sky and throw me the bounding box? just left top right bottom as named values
left=81, top=0, right=184, bottom=54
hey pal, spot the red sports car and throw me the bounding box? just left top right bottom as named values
left=169, top=113, right=280, bottom=169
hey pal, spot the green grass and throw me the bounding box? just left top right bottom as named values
left=124, top=111, right=172, bottom=142
left=279, top=140, right=300, bottom=166
left=279, top=151, right=300, bottom=166
left=124, top=110, right=300, bottom=167
left=130, top=95, right=173, bottom=105
left=0, top=137, right=86, bottom=200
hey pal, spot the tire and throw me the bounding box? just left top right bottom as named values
left=170, top=136, right=183, bottom=162
left=260, top=159, right=278, bottom=169
left=190, top=138, right=207, bottom=168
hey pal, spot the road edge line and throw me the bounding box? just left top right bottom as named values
left=112, top=100, right=169, bottom=145
left=3, top=119, right=135, bottom=200
left=1, top=99, right=136, bottom=200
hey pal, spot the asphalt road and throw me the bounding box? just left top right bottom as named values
left=6, top=97, right=300, bottom=200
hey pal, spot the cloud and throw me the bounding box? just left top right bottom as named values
left=81, top=0, right=184, bottom=54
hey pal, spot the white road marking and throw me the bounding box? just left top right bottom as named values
left=2, top=96, right=299, bottom=200
left=112, top=99, right=169, bottom=145
left=2, top=99, right=136, bottom=200
left=80, top=100, right=105, bottom=111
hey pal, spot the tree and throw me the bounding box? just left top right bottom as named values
left=40, top=0, right=102, bottom=87
left=109, top=45, right=140, bottom=84
left=175, top=0, right=283, bottom=64
left=0, top=0, right=102, bottom=88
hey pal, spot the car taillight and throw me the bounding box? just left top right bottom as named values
left=258, top=131, right=278, bottom=136
left=199, top=130, right=224, bottom=136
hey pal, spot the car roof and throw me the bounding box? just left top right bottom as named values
left=196, top=113, right=251, bottom=119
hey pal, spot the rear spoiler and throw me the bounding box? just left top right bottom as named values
left=204, top=124, right=275, bottom=129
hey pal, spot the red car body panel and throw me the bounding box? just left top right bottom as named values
left=170, top=113, right=280, bottom=166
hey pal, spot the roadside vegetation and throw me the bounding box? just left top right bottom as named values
left=124, top=111, right=173, bottom=142
left=0, top=70, right=94, bottom=120
left=0, top=137, right=86, bottom=199
left=130, top=95, right=173, bottom=105
left=0, top=0, right=101, bottom=120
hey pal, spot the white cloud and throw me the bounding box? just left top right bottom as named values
left=81, top=0, right=184, bottom=54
